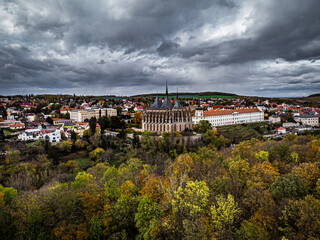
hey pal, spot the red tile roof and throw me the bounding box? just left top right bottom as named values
left=9, top=123, right=24, bottom=127
left=203, top=108, right=261, bottom=117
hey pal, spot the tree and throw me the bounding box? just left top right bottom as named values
left=133, top=112, right=142, bottom=125
left=292, top=162, right=320, bottom=189
left=271, top=173, right=307, bottom=201
left=88, top=216, right=103, bottom=240
left=110, top=116, right=125, bottom=130
left=89, top=117, right=97, bottom=134
left=26, top=209, right=49, bottom=240
left=255, top=150, right=269, bottom=162
left=57, top=140, right=73, bottom=153
left=101, top=166, right=120, bottom=200
left=0, top=185, right=17, bottom=205
left=135, top=197, right=162, bottom=240
left=71, top=172, right=96, bottom=190
left=97, top=116, right=110, bottom=131
left=210, top=194, right=241, bottom=239
left=0, top=128, right=5, bottom=142
left=45, top=116, right=53, bottom=124
left=89, top=148, right=106, bottom=162
left=194, top=120, right=211, bottom=133
left=115, top=107, right=122, bottom=116
left=5, top=150, right=20, bottom=164
left=280, top=195, right=320, bottom=240
left=172, top=180, right=209, bottom=219
left=44, top=135, right=50, bottom=152
left=71, top=130, right=78, bottom=141
left=132, top=132, right=140, bottom=148
left=75, top=139, right=87, bottom=149
left=0, top=106, right=7, bottom=119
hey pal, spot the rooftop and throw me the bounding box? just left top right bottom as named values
left=203, top=108, right=261, bottom=117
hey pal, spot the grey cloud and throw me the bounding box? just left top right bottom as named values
left=157, top=39, right=180, bottom=56
left=0, top=0, right=319, bottom=96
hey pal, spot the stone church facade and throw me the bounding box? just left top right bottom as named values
left=142, top=84, right=193, bottom=133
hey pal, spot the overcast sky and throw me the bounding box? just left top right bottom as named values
left=0, top=0, right=319, bottom=97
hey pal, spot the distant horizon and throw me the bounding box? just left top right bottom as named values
left=0, top=91, right=317, bottom=99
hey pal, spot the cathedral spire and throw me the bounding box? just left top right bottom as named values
left=173, top=88, right=182, bottom=108
left=166, top=80, right=168, bottom=96
left=160, top=80, right=173, bottom=109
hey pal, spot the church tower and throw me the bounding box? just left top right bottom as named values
left=142, top=82, right=192, bottom=133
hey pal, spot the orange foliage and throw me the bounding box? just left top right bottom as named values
left=140, top=175, right=164, bottom=202
left=79, top=192, right=104, bottom=221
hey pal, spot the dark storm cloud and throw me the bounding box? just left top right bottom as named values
left=157, top=39, right=180, bottom=57
left=0, top=0, right=319, bottom=96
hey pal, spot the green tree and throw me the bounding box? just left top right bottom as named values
left=280, top=195, right=320, bottom=240
left=0, top=185, right=17, bottom=205
left=89, top=117, right=97, bottom=134
left=271, top=173, right=307, bottom=201
left=101, top=166, right=120, bottom=200
left=210, top=194, right=241, bottom=239
left=71, top=130, right=78, bottom=141
left=27, top=209, right=50, bottom=240
left=89, top=148, right=106, bottom=162
left=88, top=216, right=103, bottom=240
left=172, top=180, right=209, bottom=218
left=71, top=172, right=96, bottom=190
left=194, top=120, right=212, bottom=133
left=97, top=116, right=110, bottom=131
left=135, top=197, right=162, bottom=240
left=57, top=140, right=73, bottom=153
left=255, top=150, right=269, bottom=162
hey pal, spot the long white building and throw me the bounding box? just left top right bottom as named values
left=70, top=108, right=117, bottom=122
left=192, top=108, right=264, bottom=126
left=294, top=115, right=319, bottom=127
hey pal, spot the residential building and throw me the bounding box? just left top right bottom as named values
left=295, top=115, right=319, bottom=127
left=192, top=108, right=264, bottom=126
left=52, top=118, right=75, bottom=125
left=18, top=129, right=61, bottom=142
left=62, top=122, right=74, bottom=130
left=277, top=127, right=286, bottom=134
left=25, top=113, right=35, bottom=122
left=9, top=122, right=25, bottom=130
left=73, top=122, right=101, bottom=137
left=73, top=122, right=88, bottom=137
left=106, top=108, right=117, bottom=116
left=269, top=115, right=281, bottom=124
left=70, top=108, right=117, bottom=122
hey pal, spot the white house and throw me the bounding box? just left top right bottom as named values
left=18, top=129, right=61, bottom=142
left=269, top=115, right=281, bottom=124
left=9, top=122, right=25, bottom=130
left=277, top=127, right=286, bottom=134
left=192, top=108, right=264, bottom=126
left=25, top=113, right=36, bottom=122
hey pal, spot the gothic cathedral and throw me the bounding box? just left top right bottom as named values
left=142, top=83, right=193, bottom=133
